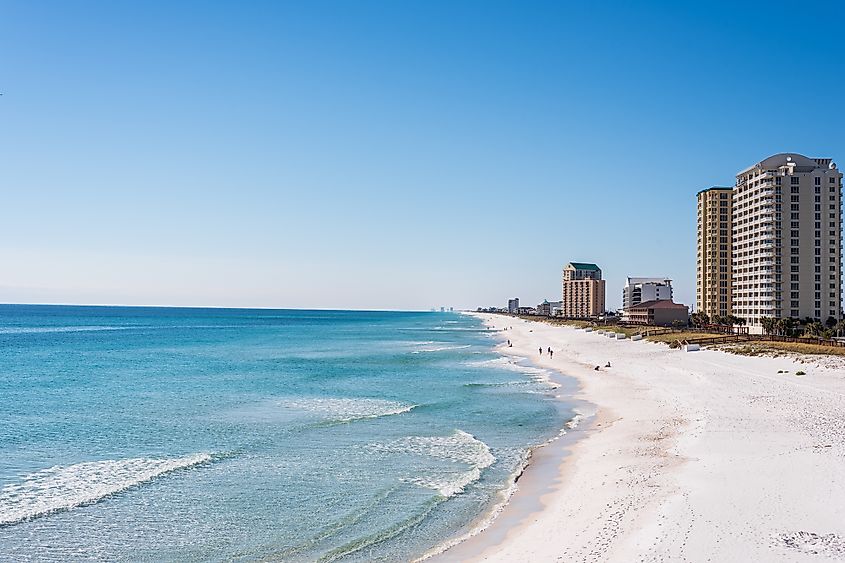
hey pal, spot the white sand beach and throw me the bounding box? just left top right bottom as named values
left=443, top=313, right=845, bottom=562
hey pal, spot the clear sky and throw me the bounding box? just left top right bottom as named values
left=2, top=1, right=843, bottom=310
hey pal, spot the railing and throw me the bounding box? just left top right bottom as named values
left=681, top=334, right=749, bottom=346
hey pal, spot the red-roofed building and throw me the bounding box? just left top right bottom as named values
left=625, top=300, right=689, bottom=326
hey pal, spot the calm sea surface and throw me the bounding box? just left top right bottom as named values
left=0, top=306, right=571, bottom=561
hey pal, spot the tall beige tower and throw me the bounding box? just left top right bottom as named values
left=696, top=187, right=733, bottom=319
left=733, top=154, right=842, bottom=326
left=561, top=262, right=606, bottom=318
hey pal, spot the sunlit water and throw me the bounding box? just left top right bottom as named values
left=0, top=306, right=572, bottom=561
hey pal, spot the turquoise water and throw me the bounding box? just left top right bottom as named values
left=0, top=306, right=571, bottom=561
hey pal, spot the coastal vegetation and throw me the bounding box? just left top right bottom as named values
left=718, top=341, right=845, bottom=358
left=509, top=313, right=845, bottom=360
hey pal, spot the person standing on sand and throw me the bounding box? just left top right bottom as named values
left=549, top=349, right=554, bottom=358
left=539, top=347, right=542, bottom=355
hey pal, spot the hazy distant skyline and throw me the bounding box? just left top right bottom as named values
left=2, top=1, right=844, bottom=310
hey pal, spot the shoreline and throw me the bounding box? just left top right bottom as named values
left=434, top=312, right=845, bottom=562
left=420, top=313, right=592, bottom=562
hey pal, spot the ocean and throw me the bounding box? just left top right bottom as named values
left=0, top=306, right=572, bottom=561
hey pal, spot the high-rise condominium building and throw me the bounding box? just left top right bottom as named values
left=733, top=154, right=842, bottom=326
left=696, top=187, right=734, bottom=319
left=561, top=262, right=606, bottom=318
left=622, top=277, right=673, bottom=310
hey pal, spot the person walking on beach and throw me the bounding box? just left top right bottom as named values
left=539, top=347, right=542, bottom=355
left=549, top=349, right=554, bottom=358
left=507, top=339, right=511, bottom=346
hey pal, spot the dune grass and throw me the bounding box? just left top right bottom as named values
left=718, top=341, right=845, bottom=357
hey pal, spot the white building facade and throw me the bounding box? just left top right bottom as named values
left=622, top=277, right=673, bottom=310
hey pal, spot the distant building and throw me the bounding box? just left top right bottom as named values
left=517, top=306, right=536, bottom=315
left=440, top=307, right=445, bottom=313
left=696, top=187, right=733, bottom=320
left=561, top=262, right=606, bottom=318
left=622, top=277, right=673, bottom=310
left=536, top=300, right=562, bottom=316
left=625, top=300, right=689, bottom=326
left=507, top=298, right=520, bottom=314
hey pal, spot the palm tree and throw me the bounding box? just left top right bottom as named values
left=774, top=317, right=794, bottom=337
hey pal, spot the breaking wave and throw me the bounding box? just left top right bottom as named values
left=282, top=397, right=416, bottom=424
left=0, top=454, right=213, bottom=526
left=0, top=325, right=140, bottom=335
left=370, top=430, right=495, bottom=497
left=412, top=344, right=471, bottom=354
left=467, top=357, right=559, bottom=388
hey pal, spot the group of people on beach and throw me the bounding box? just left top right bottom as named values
left=502, top=327, right=614, bottom=370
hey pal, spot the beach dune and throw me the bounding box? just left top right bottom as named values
left=445, top=313, right=845, bottom=562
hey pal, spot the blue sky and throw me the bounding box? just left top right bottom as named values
left=1, top=1, right=843, bottom=310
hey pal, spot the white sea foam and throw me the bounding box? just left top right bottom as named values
left=0, top=453, right=212, bottom=526
left=282, top=398, right=416, bottom=424
left=468, top=357, right=559, bottom=388
left=370, top=430, right=495, bottom=497
left=414, top=448, right=532, bottom=562
left=565, top=412, right=584, bottom=430
left=412, top=344, right=471, bottom=354
left=0, top=326, right=138, bottom=335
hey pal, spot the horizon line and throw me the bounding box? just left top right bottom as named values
left=0, top=302, right=455, bottom=313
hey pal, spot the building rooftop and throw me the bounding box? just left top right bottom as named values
left=696, top=186, right=733, bottom=196
left=737, top=153, right=837, bottom=176
left=629, top=299, right=688, bottom=310
left=626, top=277, right=672, bottom=285
left=566, top=262, right=601, bottom=271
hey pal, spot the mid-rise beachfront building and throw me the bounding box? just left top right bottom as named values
left=733, top=154, right=842, bottom=326
left=696, top=187, right=734, bottom=319
left=622, top=277, right=673, bottom=310
left=507, top=298, right=519, bottom=314
left=561, top=262, right=606, bottom=318
left=625, top=300, right=689, bottom=327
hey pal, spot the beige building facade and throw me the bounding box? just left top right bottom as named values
left=625, top=299, right=690, bottom=326
left=696, top=187, right=733, bottom=319
left=561, top=262, right=606, bottom=318
left=733, top=154, right=842, bottom=326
